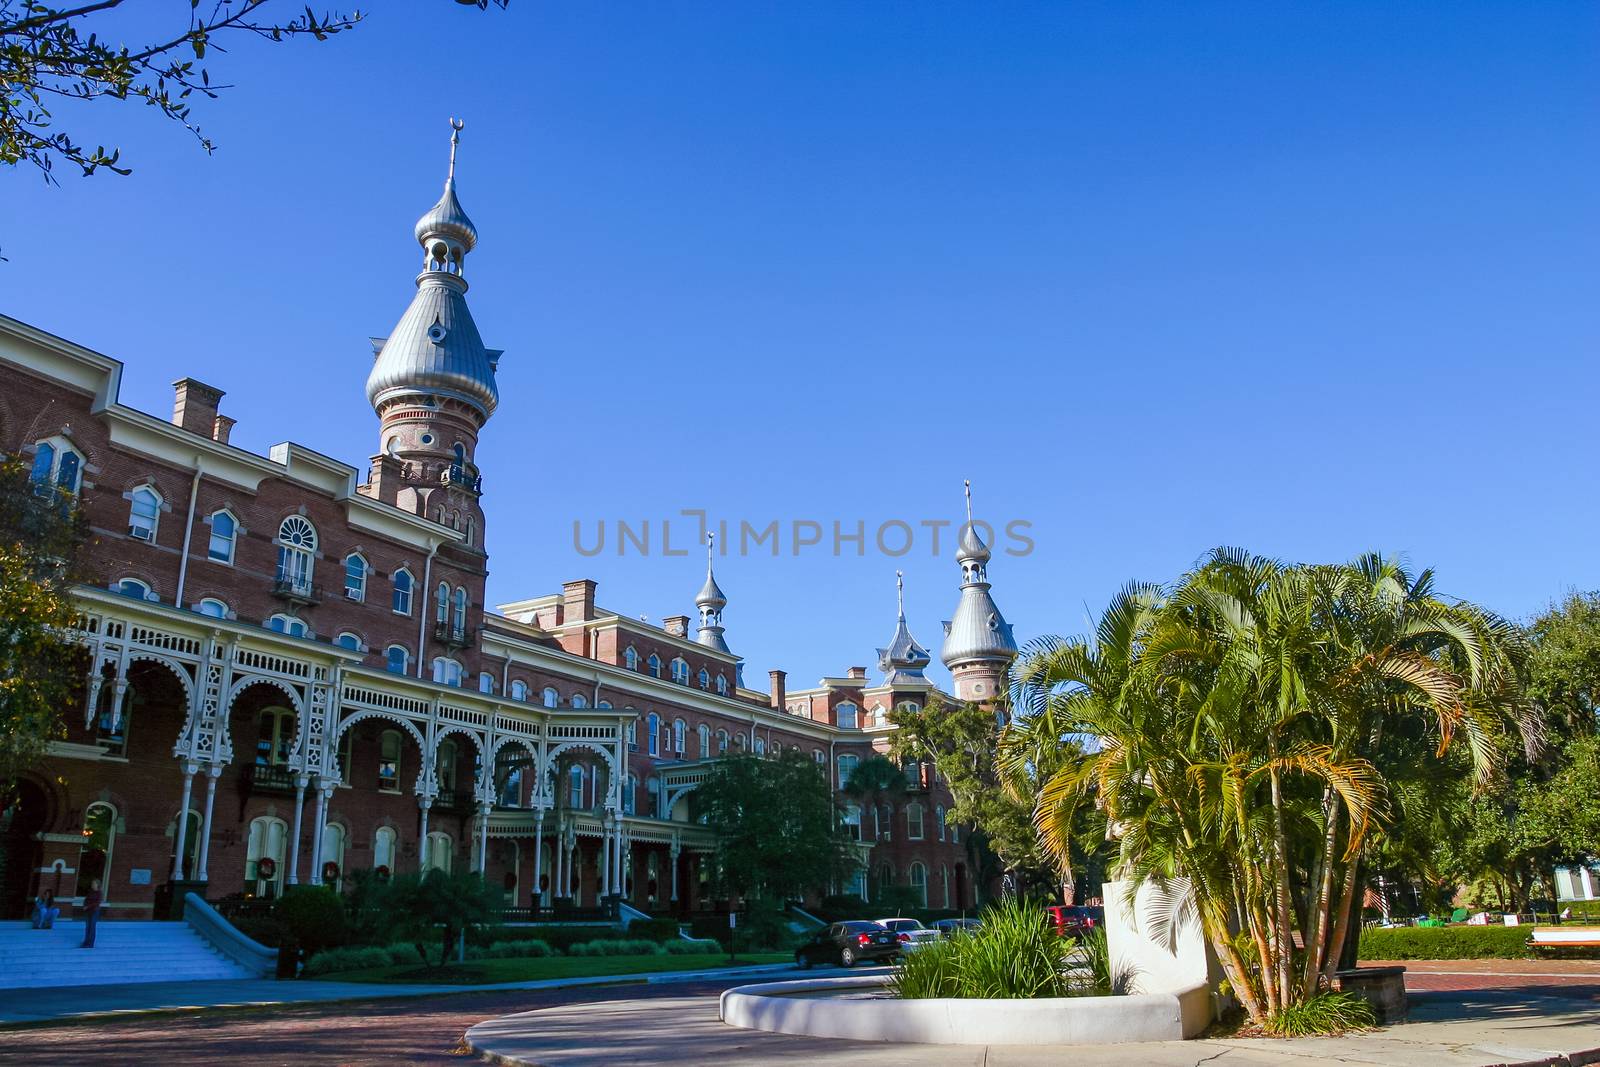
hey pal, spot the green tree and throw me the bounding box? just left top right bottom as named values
left=1526, top=592, right=1600, bottom=734
left=1009, top=552, right=1533, bottom=1026
left=0, top=454, right=87, bottom=792
left=696, top=752, right=854, bottom=903
left=378, top=868, right=503, bottom=969
left=2, top=0, right=506, bottom=182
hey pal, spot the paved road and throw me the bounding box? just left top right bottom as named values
left=3, top=962, right=1598, bottom=1067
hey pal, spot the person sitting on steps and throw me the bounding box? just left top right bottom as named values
left=30, top=890, right=59, bottom=930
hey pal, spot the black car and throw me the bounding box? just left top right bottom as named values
left=795, top=921, right=901, bottom=968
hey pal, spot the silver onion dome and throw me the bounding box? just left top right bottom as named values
left=696, top=532, right=731, bottom=654
left=414, top=180, right=478, bottom=254
left=878, top=571, right=932, bottom=684
left=940, top=481, right=1018, bottom=669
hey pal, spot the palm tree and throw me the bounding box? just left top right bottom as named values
left=1006, top=551, right=1534, bottom=1025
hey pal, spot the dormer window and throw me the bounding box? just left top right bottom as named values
left=624, top=646, right=639, bottom=671
left=836, top=702, right=859, bottom=730
left=127, top=485, right=161, bottom=542
left=697, top=668, right=709, bottom=690
left=646, top=654, right=662, bottom=679
left=715, top=674, right=728, bottom=696
left=670, top=658, right=689, bottom=685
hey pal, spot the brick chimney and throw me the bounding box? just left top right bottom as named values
left=662, top=615, right=689, bottom=637
left=172, top=378, right=224, bottom=438
left=769, top=669, right=787, bottom=710
left=363, top=454, right=404, bottom=506
left=846, top=666, right=867, bottom=680
left=211, top=414, right=236, bottom=445
left=562, top=580, right=598, bottom=624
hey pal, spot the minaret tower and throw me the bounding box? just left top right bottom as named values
left=939, top=481, right=1018, bottom=702
left=361, top=119, right=502, bottom=545
left=695, top=532, right=731, bottom=654
left=877, top=571, right=932, bottom=686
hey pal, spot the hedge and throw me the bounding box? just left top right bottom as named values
left=1358, top=924, right=1533, bottom=960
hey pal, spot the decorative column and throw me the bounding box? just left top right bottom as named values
left=170, top=760, right=198, bottom=880
left=285, top=773, right=309, bottom=884
left=417, top=796, right=433, bottom=871
left=308, top=782, right=331, bottom=885
left=600, top=831, right=611, bottom=897
left=532, top=810, right=544, bottom=907
left=195, top=764, right=223, bottom=881
left=552, top=825, right=565, bottom=898
left=669, top=838, right=681, bottom=903
left=477, top=802, right=491, bottom=873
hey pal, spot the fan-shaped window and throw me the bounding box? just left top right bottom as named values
left=274, top=516, right=317, bottom=596
left=128, top=485, right=161, bottom=542
left=392, top=568, right=413, bottom=615
left=195, top=597, right=229, bottom=618
left=385, top=645, right=409, bottom=675
left=344, top=555, right=367, bottom=601
left=207, top=510, right=237, bottom=563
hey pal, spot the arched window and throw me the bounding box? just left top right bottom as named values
left=568, top=765, right=584, bottom=808
left=385, top=645, right=409, bottom=675
left=452, top=587, right=468, bottom=631
left=907, top=802, right=925, bottom=840
left=335, top=632, right=362, bottom=652
left=697, top=668, right=710, bottom=690
left=622, top=773, right=638, bottom=815
left=835, top=702, right=858, bottom=730
left=30, top=438, right=83, bottom=496
left=673, top=718, right=686, bottom=755
left=267, top=613, right=307, bottom=637
left=435, top=582, right=450, bottom=623
left=436, top=739, right=458, bottom=794
left=670, top=658, right=689, bottom=685
left=936, top=804, right=946, bottom=842
left=450, top=442, right=466, bottom=480
left=510, top=680, right=528, bottom=702
left=541, top=687, right=559, bottom=709
left=128, top=485, right=161, bottom=542
left=246, top=815, right=287, bottom=897
left=697, top=723, right=711, bottom=758
left=734, top=733, right=747, bottom=752
left=274, top=516, right=317, bottom=596
left=715, top=674, right=728, bottom=696
left=79, top=801, right=117, bottom=891
left=320, top=823, right=347, bottom=889
left=478, top=672, right=495, bottom=694
left=771, top=741, right=782, bottom=758
left=880, top=802, right=894, bottom=841
left=646, top=712, right=660, bottom=756
left=498, top=757, right=523, bottom=807
left=432, top=658, right=462, bottom=686
left=597, top=700, right=612, bottom=709
left=372, top=826, right=397, bottom=875
left=842, top=804, right=861, bottom=841
left=624, top=646, right=639, bottom=671
left=570, top=694, right=587, bottom=709
left=114, top=577, right=153, bottom=600
left=909, top=862, right=928, bottom=907
left=207, top=510, right=237, bottom=563
left=753, top=736, right=766, bottom=756
left=423, top=831, right=452, bottom=873
left=716, top=728, right=729, bottom=754
left=378, top=730, right=402, bottom=793
left=255, top=708, right=294, bottom=767
left=344, top=554, right=367, bottom=601
left=195, top=597, right=229, bottom=618
left=392, top=568, right=413, bottom=615
left=646, top=654, right=662, bottom=679
left=837, top=753, right=859, bottom=791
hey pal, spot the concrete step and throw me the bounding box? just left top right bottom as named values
left=0, top=919, right=253, bottom=988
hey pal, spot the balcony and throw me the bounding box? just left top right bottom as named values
left=444, top=464, right=482, bottom=493
left=272, top=574, right=321, bottom=605
left=432, top=788, right=478, bottom=814
left=433, top=621, right=474, bottom=649
left=244, top=764, right=300, bottom=795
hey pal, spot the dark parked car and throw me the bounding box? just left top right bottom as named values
left=795, top=921, right=901, bottom=968
left=1046, top=905, right=1106, bottom=936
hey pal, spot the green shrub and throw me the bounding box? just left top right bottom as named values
left=1358, top=924, right=1532, bottom=960
left=627, top=918, right=683, bottom=942
left=488, top=939, right=554, bottom=958
left=277, top=886, right=348, bottom=957
left=873, top=886, right=924, bottom=913
left=1265, top=992, right=1375, bottom=1036
left=489, top=925, right=624, bottom=953
left=302, top=945, right=393, bottom=976
left=569, top=938, right=664, bottom=957
left=889, top=937, right=962, bottom=998
left=231, top=915, right=286, bottom=948
left=663, top=938, right=719, bottom=955
left=890, top=898, right=1075, bottom=1000
left=383, top=942, right=424, bottom=966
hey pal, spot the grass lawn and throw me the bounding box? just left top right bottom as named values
left=318, top=951, right=794, bottom=985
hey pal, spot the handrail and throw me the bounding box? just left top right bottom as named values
left=184, top=892, right=278, bottom=977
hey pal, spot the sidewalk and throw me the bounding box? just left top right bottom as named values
left=0, top=961, right=808, bottom=1026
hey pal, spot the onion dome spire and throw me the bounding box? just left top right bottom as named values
left=940, top=480, right=1018, bottom=699
left=366, top=118, right=500, bottom=423
left=877, top=570, right=932, bottom=685
left=696, top=531, right=731, bottom=654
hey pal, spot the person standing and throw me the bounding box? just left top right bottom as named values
left=80, top=880, right=102, bottom=948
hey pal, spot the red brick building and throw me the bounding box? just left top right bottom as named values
left=0, top=134, right=1013, bottom=923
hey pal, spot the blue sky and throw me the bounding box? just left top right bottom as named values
left=5, top=2, right=1598, bottom=690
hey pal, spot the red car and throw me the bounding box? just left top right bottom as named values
left=1046, top=905, right=1105, bottom=936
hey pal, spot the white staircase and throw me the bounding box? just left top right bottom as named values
left=0, top=920, right=254, bottom=988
